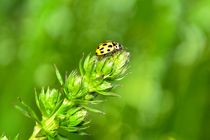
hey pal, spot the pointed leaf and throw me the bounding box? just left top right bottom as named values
left=83, top=54, right=90, bottom=72
left=54, top=65, right=64, bottom=86
left=14, top=134, right=19, bottom=140
left=95, top=91, right=121, bottom=97
left=96, top=81, right=112, bottom=91
left=82, top=106, right=105, bottom=115
left=15, top=97, right=40, bottom=124
left=79, top=55, right=84, bottom=76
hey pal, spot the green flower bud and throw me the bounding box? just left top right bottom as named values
left=102, top=59, right=114, bottom=77
left=60, top=109, right=87, bottom=128
left=75, top=86, right=89, bottom=98
left=84, top=94, right=95, bottom=100
left=65, top=71, right=87, bottom=99
left=82, top=50, right=130, bottom=96
left=56, top=99, right=75, bottom=120
left=108, top=51, right=130, bottom=79
left=68, top=109, right=87, bottom=127
left=83, top=55, right=97, bottom=76
left=96, top=81, right=112, bottom=91
left=37, top=88, right=61, bottom=117
left=95, top=58, right=106, bottom=74
left=65, top=71, right=81, bottom=94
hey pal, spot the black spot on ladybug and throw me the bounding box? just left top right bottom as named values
left=103, top=43, right=107, bottom=46
left=108, top=45, right=112, bottom=48
left=112, top=42, right=117, bottom=46
left=100, top=51, right=104, bottom=54
left=107, top=49, right=110, bottom=52
left=100, top=48, right=104, bottom=50
left=119, top=44, right=122, bottom=49
left=115, top=46, right=119, bottom=49
left=97, top=46, right=100, bottom=49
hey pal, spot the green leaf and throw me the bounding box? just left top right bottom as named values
left=59, top=124, right=89, bottom=134
left=96, top=81, right=112, bottom=91
left=49, top=98, right=64, bottom=117
left=15, top=97, right=40, bottom=124
left=82, top=106, right=105, bottom=115
left=84, top=55, right=97, bottom=77
left=83, top=54, right=90, bottom=72
left=35, top=88, right=48, bottom=117
left=68, top=109, right=87, bottom=126
left=54, top=65, right=64, bottom=86
left=95, top=91, right=121, bottom=97
left=84, top=94, right=94, bottom=100
left=14, top=134, right=19, bottom=140
left=35, top=89, right=46, bottom=116
left=79, top=55, right=84, bottom=76
left=102, top=60, right=114, bottom=76
left=88, top=100, right=103, bottom=104
left=78, top=131, right=89, bottom=136
left=66, top=71, right=77, bottom=89
left=74, top=86, right=88, bottom=99
left=67, top=107, right=82, bottom=116
left=95, top=58, right=106, bottom=74
left=59, top=126, right=79, bottom=133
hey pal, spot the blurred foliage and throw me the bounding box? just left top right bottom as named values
left=0, top=0, right=210, bottom=140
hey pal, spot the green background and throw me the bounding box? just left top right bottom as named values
left=0, top=0, right=210, bottom=140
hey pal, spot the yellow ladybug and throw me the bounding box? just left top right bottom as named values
left=96, top=41, right=123, bottom=56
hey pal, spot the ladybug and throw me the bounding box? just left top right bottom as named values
left=96, top=41, right=123, bottom=56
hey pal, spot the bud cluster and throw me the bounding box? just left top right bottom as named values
left=15, top=50, right=130, bottom=139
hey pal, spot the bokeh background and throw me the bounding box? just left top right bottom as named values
left=0, top=0, right=210, bottom=140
